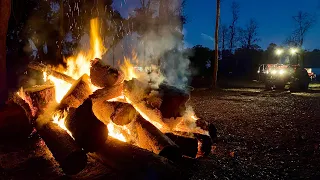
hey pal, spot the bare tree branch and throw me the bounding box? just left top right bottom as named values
left=228, top=1, right=240, bottom=51
left=239, top=18, right=260, bottom=49
left=287, top=11, right=316, bottom=47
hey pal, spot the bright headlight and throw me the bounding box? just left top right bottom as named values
left=271, top=70, right=277, bottom=75
left=279, top=69, right=285, bottom=75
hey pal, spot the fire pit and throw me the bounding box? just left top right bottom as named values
left=5, top=18, right=216, bottom=177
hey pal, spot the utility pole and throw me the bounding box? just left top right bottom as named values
left=212, top=0, right=220, bottom=88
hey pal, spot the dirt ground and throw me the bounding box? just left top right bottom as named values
left=188, top=82, right=320, bottom=179
left=1, top=82, right=320, bottom=179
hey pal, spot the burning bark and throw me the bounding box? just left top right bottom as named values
left=35, top=120, right=87, bottom=175
left=132, top=115, right=181, bottom=161
left=90, top=58, right=124, bottom=88
left=22, top=85, right=55, bottom=117
left=93, top=101, right=138, bottom=126
left=28, top=62, right=76, bottom=84
left=123, top=78, right=152, bottom=103
left=65, top=98, right=108, bottom=152
left=90, top=137, right=180, bottom=179
left=90, top=83, right=123, bottom=103
left=58, top=74, right=92, bottom=111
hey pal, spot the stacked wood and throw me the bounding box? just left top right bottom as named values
left=90, top=137, right=180, bottom=179
left=165, top=133, right=198, bottom=158
left=90, top=58, right=124, bottom=88
left=92, top=101, right=138, bottom=126
left=158, top=83, right=190, bottom=118
left=28, top=62, right=76, bottom=84
left=123, top=78, right=151, bottom=103
left=0, top=97, right=33, bottom=138
left=58, top=74, right=92, bottom=111
left=22, top=85, right=55, bottom=117
left=35, top=120, right=87, bottom=175
left=132, top=115, right=181, bottom=161
left=65, top=98, right=108, bottom=152
left=90, top=83, right=123, bottom=103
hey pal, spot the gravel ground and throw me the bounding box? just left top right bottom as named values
left=188, top=84, right=320, bottom=179
left=1, top=83, right=320, bottom=179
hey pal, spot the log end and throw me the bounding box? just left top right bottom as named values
left=0, top=101, right=33, bottom=139
left=158, top=145, right=182, bottom=162
left=60, top=150, right=88, bottom=175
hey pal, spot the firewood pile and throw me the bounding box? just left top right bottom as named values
left=4, top=58, right=217, bottom=177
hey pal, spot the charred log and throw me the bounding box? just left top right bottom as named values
left=196, top=119, right=217, bottom=142
left=90, top=137, right=180, bottom=179
left=173, top=131, right=213, bottom=157
left=65, top=98, right=108, bottom=152
left=28, top=62, right=76, bottom=84
left=158, top=83, right=190, bottom=118
left=133, top=115, right=181, bottom=161
left=93, top=101, right=138, bottom=126
left=0, top=98, right=33, bottom=139
left=23, top=85, right=55, bottom=117
left=58, top=74, right=92, bottom=111
left=90, top=58, right=124, bottom=88
left=35, top=121, right=87, bottom=175
left=165, top=133, right=198, bottom=158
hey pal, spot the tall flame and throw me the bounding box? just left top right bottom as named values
left=120, top=57, right=138, bottom=81
left=90, top=18, right=106, bottom=59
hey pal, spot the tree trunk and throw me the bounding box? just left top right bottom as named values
left=212, top=0, right=220, bottom=88
left=0, top=0, right=11, bottom=106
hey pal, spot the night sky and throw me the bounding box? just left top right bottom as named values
left=114, top=0, right=320, bottom=50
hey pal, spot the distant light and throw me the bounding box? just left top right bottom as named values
left=271, top=70, right=277, bottom=75
left=290, top=48, right=298, bottom=55
left=279, top=69, right=285, bottom=75
left=275, top=49, right=283, bottom=56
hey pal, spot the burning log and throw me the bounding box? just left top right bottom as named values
left=195, top=118, right=218, bottom=142
left=165, top=133, right=198, bottom=158
left=65, top=98, right=108, bottom=152
left=22, top=85, right=55, bottom=117
left=133, top=115, right=181, bottom=161
left=92, top=101, right=138, bottom=126
left=158, top=83, right=190, bottom=118
left=90, top=137, right=180, bottom=179
left=173, top=131, right=213, bottom=157
left=90, top=58, right=124, bottom=88
left=123, top=78, right=152, bottom=103
left=28, top=62, right=76, bottom=84
left=58, top=74, right=92, bottom=111
left=90, top=83, right=123, bottom=103
left=35, top=121, right=87, bottom=175
left=0, top=97, right=33, bottom=138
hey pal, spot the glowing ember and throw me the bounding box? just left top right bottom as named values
left=107, top=95, right=126, bottom=102
left=107, top=122, right=127, bottom=142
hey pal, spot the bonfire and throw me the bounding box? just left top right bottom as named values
left=13, top=18, right=216, bottom=176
